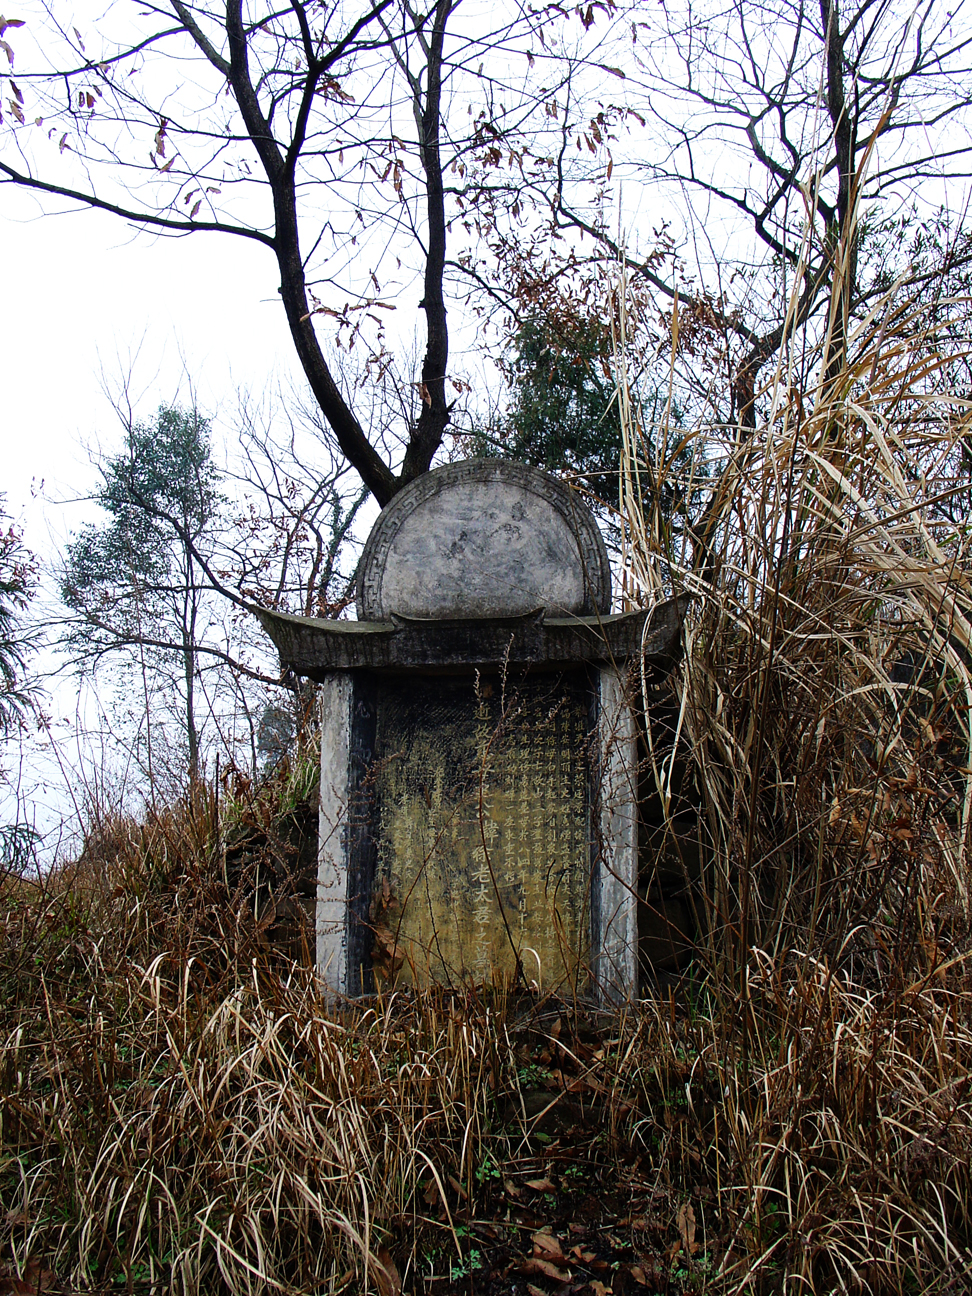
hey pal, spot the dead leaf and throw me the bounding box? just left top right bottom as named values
left=526, top=1286, right=547, bottom=1296
left=0, top=1260, right=57, bottom=1294
left=550, top=1067, right=606, bottom=1095
left=629, top=1264, right=649, bottom=1285
left=570, top=1245, right=596, bottom=1262
left=370, top=925, right=404, bottom=979
left=518, top=1257, right=571, bottom=1281
left=676, top=1201, right=699, bottom=1255
left=502, top=1177, right=521, bottom=1197
left=447, top=1173, right=468, bottom=1199
left=369, top=1246, right=401, bottom=1296
left=590, top=1282, right=613, bottom=1296
left=532, top=1231, right=565, bottom=1262
left=525, top=1176, right=555, bottom=1191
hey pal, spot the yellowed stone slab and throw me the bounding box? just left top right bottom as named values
left=372, top=672, right=592, bottom=990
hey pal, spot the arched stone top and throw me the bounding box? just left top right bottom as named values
left=356, top=459, right=611, bottom=621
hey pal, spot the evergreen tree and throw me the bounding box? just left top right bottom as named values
left=61, top=407, right=220, bottom=782
left=494, top=315, right=623, bottom=503
left=0, top=498, right=37, bottom=737
left=470, top=312, right=697, bottom=529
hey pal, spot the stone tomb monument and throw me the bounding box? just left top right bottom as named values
left=255, top=460, right=685, bottom=1000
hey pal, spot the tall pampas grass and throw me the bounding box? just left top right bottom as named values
left=613, top=164, right=972, bottom=1289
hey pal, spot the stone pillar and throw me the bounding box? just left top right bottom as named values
left=595, top=666, right=639, bottom=1000
left=317, top=673, right=352, bottom=994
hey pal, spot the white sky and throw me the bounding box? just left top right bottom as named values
left=2, top=184, right=299, bottom=539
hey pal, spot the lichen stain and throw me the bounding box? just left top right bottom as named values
left=374, top=673, right=591, bottom=989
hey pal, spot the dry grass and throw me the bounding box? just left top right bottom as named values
left=2, top=799, right=971, bottom=1294
left=0, top=782, right=500, bottom=1294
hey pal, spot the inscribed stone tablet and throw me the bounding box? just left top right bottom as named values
left=370, top=672, right=593, bottom=989
left=356, top=459, right=610, bottom=620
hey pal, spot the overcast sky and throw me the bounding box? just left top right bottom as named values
left=3, top=183, right=300, bottom=537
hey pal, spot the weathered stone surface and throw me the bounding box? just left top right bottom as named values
left=369, top=672, right=593, bottom=989
left=356, top=459, right=611, bottom=620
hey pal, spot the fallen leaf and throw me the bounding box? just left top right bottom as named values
left=518, top=1257, right=571, bottom=1281
left=569, top=1246, right=596, bottom=1262
left=629, top=1264, right=649, bottom=1285
left=526, top=1286, right=547, bottom=1296
left=550, top=1067, right=590, bottom=1093
left=370, top=925, right=405, bottom=979
left=590, top=1282, right=613, bottom=1296
left=525, top=1176, right=555, bottom=1191
left=0, top=1260, right=57, bottom=1294
left=676, top=1201, right=698, bottom=1255
left=532, top=1231, right=565, bottom=1262
left=447, top=1174, right=468, bottom=1199
left=502, top=1177, right=522, bottom=1197
left=369, top=1246, right=401, bottom=1296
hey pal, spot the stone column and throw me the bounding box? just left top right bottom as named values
left=317, top=673, right=353, bottom=994
left=595, top=666, right=639, bottom=1000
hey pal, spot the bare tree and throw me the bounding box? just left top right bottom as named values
left=57, top=387, right=371, bottom=784
left=648, top=0, right=971, bottom=404
left=230, top=391, right=368, bottom=620
left=0, top=0, right=585, bottom=501
left=463, top=0, right=972, bottom=429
